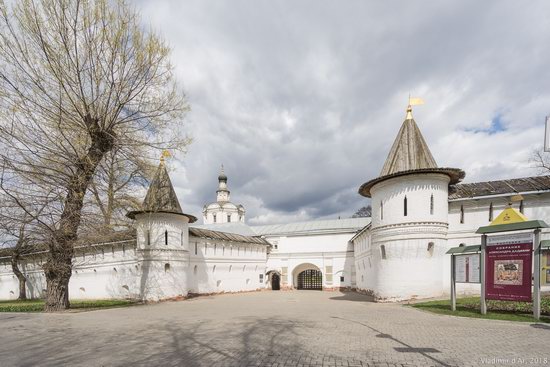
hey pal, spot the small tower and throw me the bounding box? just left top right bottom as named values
left=358, top=104, right=464, bottom=301
left=203, top=165, right=246, bottom=224
left=127, top=154, right=197, bottom=300
left=216, top=165, right=230, bottom=202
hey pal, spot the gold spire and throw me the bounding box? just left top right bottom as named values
left=160, top=150, right=171, bottom=164
left=406, top=105, right=413, bottom=120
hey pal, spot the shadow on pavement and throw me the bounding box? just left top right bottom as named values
left=329, top=291, right=375, bottom=302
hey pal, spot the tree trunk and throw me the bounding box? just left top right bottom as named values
left=43, top=115, right=114, bottom=312
left=11, top=255, right=27, bottom=300
left=44, top=253, right=72, bottom=310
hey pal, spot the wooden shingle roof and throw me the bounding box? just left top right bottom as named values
left=359, top=108, right=464, bottom=198
left=449, top=176, right=550, bottom=200
left=380, top=115, right=438, bottom=176
left=127, top=161, right=197, bottom=222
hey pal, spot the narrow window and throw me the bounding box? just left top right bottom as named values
left=227, top=214, right=231, bottom=223
left=146, top=230, right=150, bottom=246
left=180, top=232, right=184, bottom=246
left=380, top=201, right=384, bottom=220
left=403, top=196, right=408, bottom=216
left=193, top=265, right=198, bottom=275
left=164, top=263, right=170, bottom=273
left=222, top=246, right=225, bottom=255
left=430, top=194, right=434, bottom=215
left=519, top=200, right=524, bottom=214
left=122, top=245, right=125, bottom=256
left=213, top=214, right=217, bottom=223
left=427, top=242, right=434, bottom=257
left=214, top=244, right=217, bottom=255
left=204, top=244, right=207, bottom=255
left=489, top=202, right=493, bottom=222
left=194, top=242, right=197, bottom=255
left=380, top=245, right=387, bottom=260
left=460, top=205, right=465, bottom=224
left=229, top=265, right=232, bottom=272
left=213, top=265, right=216, bottom=273
left=164, top=230, right=168, bottom=245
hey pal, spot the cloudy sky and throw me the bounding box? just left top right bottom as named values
left=137, top=0, right=550, bottom=225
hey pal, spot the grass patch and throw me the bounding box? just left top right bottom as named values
left=409, top=296, right=550, bottom=323
left=0, top=299, right=139, bottom=312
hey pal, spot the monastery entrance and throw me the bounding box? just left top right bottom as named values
left=271, top=273, right=280, bottom=290
left=297, top=269, right=322, bottom=290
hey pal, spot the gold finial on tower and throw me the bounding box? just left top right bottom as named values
left=160, top=149, right=171, bottom=164
left=406, top=96, right=424, bottom=119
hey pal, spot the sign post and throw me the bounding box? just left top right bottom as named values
left=451, top=254, right=456, bottom=311
left=480, top=235, right=487, bottom=315
left=446, top=245, right=482, bottom=312
left=475, top=206, right=548, bottom=320
left=534, top=229, right=541, bottom=320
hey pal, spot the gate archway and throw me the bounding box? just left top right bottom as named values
left=297, top=269, right=322, bottom=290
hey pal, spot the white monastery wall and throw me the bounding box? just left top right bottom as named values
left=187, top=236, right=267, bottom=294
left=265, top=232, right=356, bottom=289
left=0, top=213, right=268, bottom=301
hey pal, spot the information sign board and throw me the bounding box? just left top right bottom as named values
left=455, top=254, right=480, bottom=283
left=486, top=233, right=532, bottom=302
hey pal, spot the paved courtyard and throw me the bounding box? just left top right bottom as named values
left=0, top=291, right=549, bottom=367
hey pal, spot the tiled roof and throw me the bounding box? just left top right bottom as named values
left=189, top=227, right=269, bottom=245
left=449, top=176, right=550, bottom=199
left=251, top=217, right=371, bottom=236
left=191, top=222, right=257, bottom=236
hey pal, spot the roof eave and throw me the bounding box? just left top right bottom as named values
left=359, top=167, right=465, bottom=198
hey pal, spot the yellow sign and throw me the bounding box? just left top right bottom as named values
left=490, top=206, right=528, bottom=225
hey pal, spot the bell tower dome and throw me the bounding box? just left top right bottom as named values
left=203, top=165, right=246, bottom=224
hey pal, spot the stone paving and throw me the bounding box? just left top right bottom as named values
left=0, top=291, right=549, bottom=366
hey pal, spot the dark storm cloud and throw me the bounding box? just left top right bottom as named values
left=138, top=0, right=550, bottom=224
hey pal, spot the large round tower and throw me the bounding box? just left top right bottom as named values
left=358, top=105, right=464, bottom=301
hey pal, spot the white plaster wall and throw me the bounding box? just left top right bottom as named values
left=187, top=237, right=268, bottom=293
left=360, top=173, right=450, bottom=301
left=264, top=231, right=356, bottom=289
left=0, top=240, right=140, bottom=300
left=371, top=173, right=450, bottom=228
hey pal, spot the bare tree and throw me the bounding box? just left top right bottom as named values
left=86, top=147, right=155, bottom=231
left=531, top=149, right=550, bottom=174
left=0, top=194, right=46, bottom=300
left=352, top=205, right=372, bottom=218
left=0, top=0, right=190, bottom=311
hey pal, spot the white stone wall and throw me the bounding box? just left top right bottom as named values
left=264, top=232, right=356, bottom=289
left=354, top=186, right=550, bottom=301
left=187, top=236, right=268, bottom=293
left=0, top=212, right=269, bottom=301
left=357, top=173, right=451, bottom=301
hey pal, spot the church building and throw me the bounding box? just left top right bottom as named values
left=1, top=104, right=549, bottom=301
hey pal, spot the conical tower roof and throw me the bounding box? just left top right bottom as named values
left=127, top=160, right=197, bottom=222
left=359, top=106, right=464, bottom=198
left=379, top=107, right=437, bottom=176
